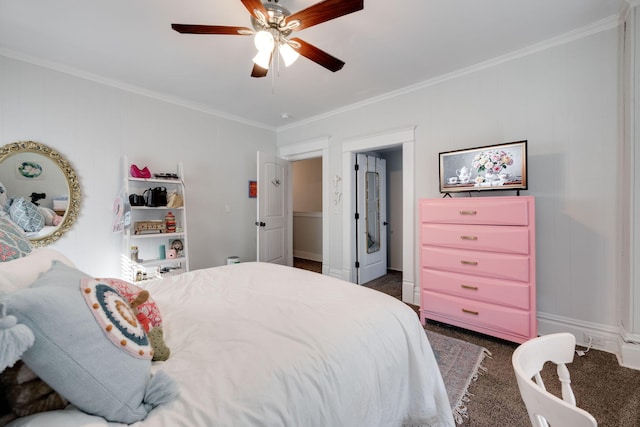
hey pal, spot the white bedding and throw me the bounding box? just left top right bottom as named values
left=9, top=262, right=453, bottom=427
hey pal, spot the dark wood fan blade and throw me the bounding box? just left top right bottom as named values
left=286, top=0, right=363, bottom=31
left=241, top=0, right=268, bottom=19
left=171, top=24, right=252, bottom=35
left=291, top=38, right=345, bottom=72
left=251, top=63, right=269, bottom=78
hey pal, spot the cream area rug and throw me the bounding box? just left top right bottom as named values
left=425, top=329, right=490, bottom=424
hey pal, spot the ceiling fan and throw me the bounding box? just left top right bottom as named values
left=171, top=0, right=364, bottom=78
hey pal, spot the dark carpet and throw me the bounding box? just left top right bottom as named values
left=293, top=259, right=640, bottom=426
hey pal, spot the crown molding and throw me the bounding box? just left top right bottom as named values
left=0, top=48, right=276, bottom=132
left=278, top=14, right=621, bottom=132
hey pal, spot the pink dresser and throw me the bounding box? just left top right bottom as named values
left=419, top=196, right=537, bottom=343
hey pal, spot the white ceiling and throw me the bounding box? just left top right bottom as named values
left=0, top=0, right=625, bottom=129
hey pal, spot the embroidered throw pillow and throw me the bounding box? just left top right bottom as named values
left=99, top=278, right=170, bottom=361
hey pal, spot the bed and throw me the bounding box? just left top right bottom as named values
left=0, top=247, right=454, bottom=427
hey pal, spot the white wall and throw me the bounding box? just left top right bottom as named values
left=292, top=157, right=322, bottom=261
left=0, top=55, right=276, bottom=277
left=292, top=157, right=322, bottom=211
left=278, top=25, right=621, bottom=343
left=293, top=212, right=322, bottom=262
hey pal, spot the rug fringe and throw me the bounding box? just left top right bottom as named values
left=453, top=348, right=491, bottom=424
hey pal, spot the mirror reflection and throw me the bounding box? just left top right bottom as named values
left=366, top=171, right=380, bottom=253
left=0, top=141, right=80, bottom=247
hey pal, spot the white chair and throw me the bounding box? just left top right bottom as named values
left=512, top=333, right=598, bottom=427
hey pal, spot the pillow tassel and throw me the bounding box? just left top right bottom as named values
left=0, top=302, right=35, bottom=373
left=143, top=370, right=179, bottom=408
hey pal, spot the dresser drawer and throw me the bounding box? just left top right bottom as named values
left=422, top=268, right=530, bottom=309
left=422, top=291, right=531, bottom=338
left=421, top=223, right=530, bottom=255
left=420, top=197, right=530, bottom=226
left=422, top=246, right=530, bottom=282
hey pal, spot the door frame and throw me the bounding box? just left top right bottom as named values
left=342, top=127, right=417, bottom=304
left=278, top=137, right=330, bottom=275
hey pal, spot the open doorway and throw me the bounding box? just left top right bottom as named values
left=342, top=127, right=417, bottom=304
left=278, top=137, right=330, bottom=276
left=292, top=158, right=323, bottom=273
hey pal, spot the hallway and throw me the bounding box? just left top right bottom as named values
left=293, top=258, right=402, bottom=300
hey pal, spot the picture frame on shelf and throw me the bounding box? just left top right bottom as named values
left=169, top=238, right=184, bottom=258
left=439, top=140, right=528, bottom=194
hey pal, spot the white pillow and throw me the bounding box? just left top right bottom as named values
left=0, top=248, right=75, bottom=295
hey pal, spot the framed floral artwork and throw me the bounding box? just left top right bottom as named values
left=439, top=140, right=527, bottom=194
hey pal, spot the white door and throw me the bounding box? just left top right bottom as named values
left=356, top=154, right=387, bottom=284
left=256, top=151, right=291, bottom=265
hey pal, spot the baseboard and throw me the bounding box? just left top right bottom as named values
left=617, top=327, right=640, bottom=369
left=327, top=266, right=344, bottom=279
left=293, top=250, right=322, bottom=262
left=537, top=311, right=640, bottom=369
left=402, top=279, right=416, bottom=304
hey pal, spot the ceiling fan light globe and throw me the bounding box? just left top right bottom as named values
left=252, top=50, right=271, bottom=69
left=279, top=43, right=300, bottom=67
left=254, top=30, right=274, bottom=52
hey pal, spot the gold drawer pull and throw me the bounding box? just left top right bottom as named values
left=462, top=308, right=479, bottom=315
left=460, top=235, right=478, bottom=241
left=461, top=284, right=478, bottom=291
left=461, top=260, right=478, bottom=266
left=459, top=210, right=477, bottom=215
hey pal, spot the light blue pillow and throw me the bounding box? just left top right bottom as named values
left=1, top=262, right=178, bottom=423
left=7, top=197, right=44, bottom=232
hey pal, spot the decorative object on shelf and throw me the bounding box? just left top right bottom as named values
left=130, top=165, right=151, bottom=179
left=166, top=190, right=183, bottom=208
left=153, top=173, right=179, bottom=180
left=128, top=194, right=145, bottom=206
left=143, top=187, right=167, bottom=207
left=159, top=245, right=166, bottom=260
left=134, top=220, right=166, bottom=234
left=164, top=212, right=176, bottom=233
left=130, top=246, right=139, bottom=263
left=167, top=249, right=177, bottom=259
left=439, top=140, right=527, bottom=194
left=170, top=239, right=184, bottom=258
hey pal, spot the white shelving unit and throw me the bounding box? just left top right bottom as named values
left=121, top=156, right=189, bottom=281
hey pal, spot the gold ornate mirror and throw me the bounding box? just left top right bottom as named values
left=0, top=141, right=80, bottom=247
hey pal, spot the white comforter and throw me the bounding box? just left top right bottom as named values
left=10, top=262, right=453, bottom=427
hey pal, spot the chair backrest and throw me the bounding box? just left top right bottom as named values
left=512, top=333, right=598, bottom=427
